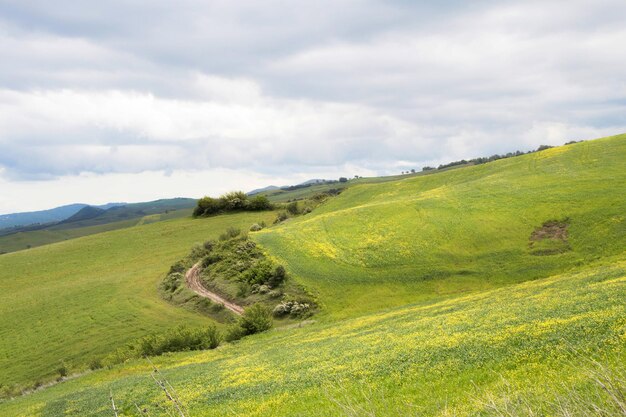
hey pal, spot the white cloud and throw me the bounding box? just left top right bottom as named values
left=0, top=0, right=625, bottom=213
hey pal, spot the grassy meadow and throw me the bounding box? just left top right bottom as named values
left=256, top=135, right=626, bottom=319
left=0, top=254, right=623, bottom=416
left=0, top=209, right=193, bottom=254
left=0, top=134, right=624, bottom=415
left=0, top=211, right=275, bottom=392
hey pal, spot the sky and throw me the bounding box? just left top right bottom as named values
left=0, top=0, right=625, bottom=214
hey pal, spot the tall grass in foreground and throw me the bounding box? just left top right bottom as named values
left=327, top=354, right=626, bottom=417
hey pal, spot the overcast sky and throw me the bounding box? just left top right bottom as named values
left=1, top=0, right=625, bottom=213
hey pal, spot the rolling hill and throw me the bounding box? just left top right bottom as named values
left=255, top=135, right=626, bottom=318
left=0, top=134, right=624, bottom=416
left=0, top=211, right=276, bottom=391
left=1, top=254, right=623, bottom=416
left=0, top=198, right=197, bottom=254
left=0, top=203, right=124, bottom=230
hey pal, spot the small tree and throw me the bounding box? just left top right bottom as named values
left=248, top=195, right=272, bottom=211
left=239, top=304, right=273, bottom=335
left=286, top=201, right=299, bottom=215
left=339, top=177, right=348, bottom=183
left=268, top=265, right=286, bottom=287
left=220, top=191, right=249, bottom=210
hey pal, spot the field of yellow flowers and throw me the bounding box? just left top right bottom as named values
left=256, top=134, right=626, bottom=319
left=2, top=254, right=623, bottom=416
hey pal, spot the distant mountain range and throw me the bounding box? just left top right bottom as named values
left=0, top=202, right=125, bottom=230
left=247, top=179, right=334, bottom=196
left=0, top=198, right=196, bottom=234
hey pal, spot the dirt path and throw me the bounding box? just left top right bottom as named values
left=185, top=261, right=244, bottom=315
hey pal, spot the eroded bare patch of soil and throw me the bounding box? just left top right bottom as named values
left=529, top=219, right=571, bottom=255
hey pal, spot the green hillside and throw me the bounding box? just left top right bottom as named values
left=0, top=134, right=624, bottom=415
left=255, top=135, right=626, bottom=318
left=0, top=199, right=197, bottom=254
left=1, top=255, right=623, bottom=416
left=0, top=211, right=275, bottom=391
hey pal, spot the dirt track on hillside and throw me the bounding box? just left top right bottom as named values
left=185, top=262, right=244, bottom=315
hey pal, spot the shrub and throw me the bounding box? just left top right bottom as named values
left=248, top=195, right=272, bottom=211
left=168, top=260, right=187, bottom=275
left=194, top=196, right=223, bottom=217
left=242, top=259, right=274, bottom=285
left=203, top=324, right=222, bottom=349
left=189, top=243, right=208, bottom=260
left=57, top=364, right=68, bottom=379
left=202, top=252, right=222, bottom=267
left=274, top=211, right=288, bottom=224
left=272, top=300, right=311, bottom=317
left=88, top=358, right=103, bottom=371
left=268, top=265, right=286, bottom=287
left=221, top=191, right=248, bottom=210
left=286, top=201, right=300, bottom=215
left=138, top=325, right=222, bottom=357
left=239, top=304, right=273, bottom=335
left=162, top=272, right=184, bottom=292
left=219, top=227, right=241, bottom=241
left=225, top=324, right=246, bottom=342
left=203, top=240, right=215, bottom=251
left=249, top=223, right=263, bottom=232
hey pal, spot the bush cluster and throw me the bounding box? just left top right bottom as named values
left=137, top=325, right=222, bottom=357
left=227, top=304, right=273, bottom=341
left=272, top=300, right=311, bottom=317
left=193, top=191, right=272, bottom=217
left=241, top=260, right=286, bottom=287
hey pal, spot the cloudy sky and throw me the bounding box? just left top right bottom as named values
left=1, top=0, right=625, bottom=213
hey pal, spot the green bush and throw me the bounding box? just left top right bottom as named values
left=268, top=265, right=286, bottom=287
left=193, top=191, right=273, bottom=217
left=189, top=243, right=208, bottom=260
left=56, top=364, right=68, bottom=379
left=242, top=259, right=274, bottom=285
left=219, top=227, right=241, bottom=241
left=249, top=223, right=263, bottom=232
left=286, top=201, right=300, bottom=215
left=248, top=195, right=272, bottom=211
left=138, top=325, right=222, bottom=357
left=274, top=211, right=288, bottom=224
left=162, top=272, right=184, bottom=292
left=88, top=358, right=103, bottom=371
left=168, top=260, right=187, bottom=275
left=225, top=324, right=246, bottom=342
left=239, top=304, right=273, bottom=335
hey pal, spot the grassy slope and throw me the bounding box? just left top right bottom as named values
left=0, top=209, right=194, bottom=254
left=1, top=255, right=623, bottom=416
left=0, top=211, right=275, bottom=389
left=255, top=135, right=626, bottom=319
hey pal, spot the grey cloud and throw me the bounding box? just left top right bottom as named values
left=0, top=0, right=625, bottom=182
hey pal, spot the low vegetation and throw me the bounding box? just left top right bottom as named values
left=161, top=226, right=314, bottom=323
left=0, top=211, right=275, bottom=396
left=193, top=191, right=272, bottom=217
left=2, top=257, right=623, bottom=415
left=255, top=135, right=626, bottom=319
left=0, top=134, right=624, bottom=415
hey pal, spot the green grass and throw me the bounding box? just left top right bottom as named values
left=0, top=211, right=275, bottom=391
left=0, top=209, right=193, bottom=254
left=255, top=135, right=626, bottom=319
left=1, top=255, right=623, bottom=416
left=0, top=134, right=624, bottom=415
